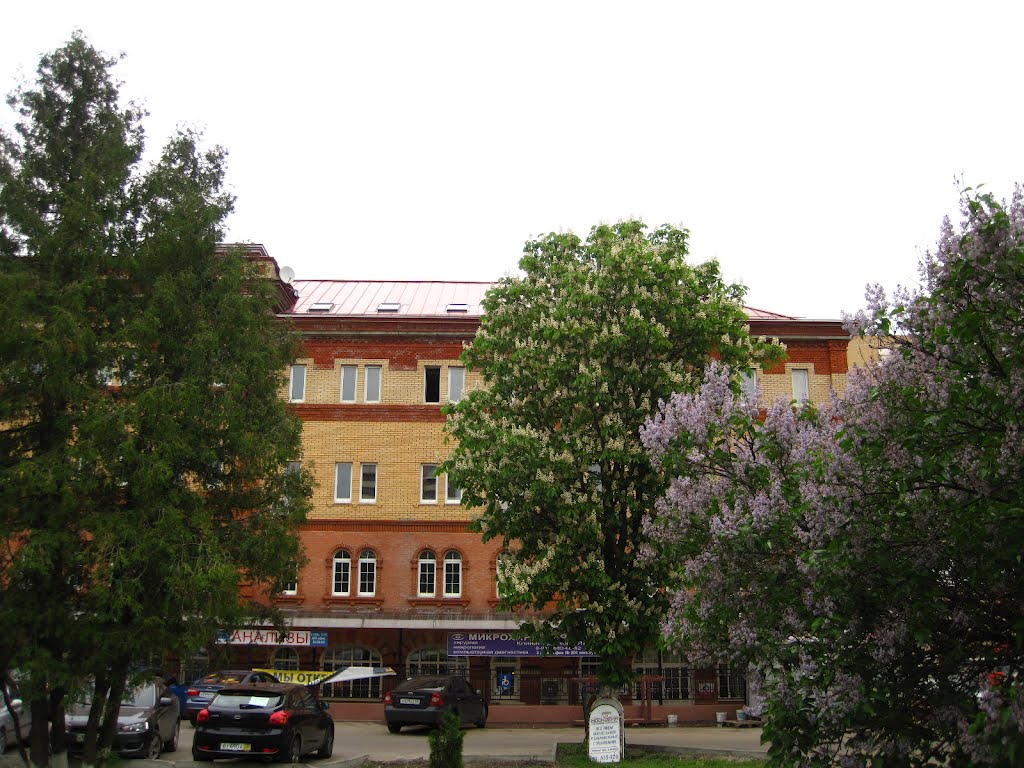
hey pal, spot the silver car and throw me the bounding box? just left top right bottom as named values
left=0, top=678, right=32, bottom=755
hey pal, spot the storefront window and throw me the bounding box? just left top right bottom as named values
left=271, top=647, right=300, bottom=670
left=321, top=645, right=383, bottom=700
left=633, top=648, right=691, bottom=701
left=407, top=647, right=468, bottom=677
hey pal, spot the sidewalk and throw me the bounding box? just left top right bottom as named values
left=0, top=721, right=768, bottom=767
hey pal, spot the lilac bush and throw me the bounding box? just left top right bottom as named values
left=643, top=187, right=1024, bottom=766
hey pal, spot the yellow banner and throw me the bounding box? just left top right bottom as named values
left=253, top=669, right=334, bottom=685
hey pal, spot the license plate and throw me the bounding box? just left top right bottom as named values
left=219, top=743, right=251, bottom=752
left=198, top=691, right=215, bottom=699
left=399, top=698, right=420, bottom=705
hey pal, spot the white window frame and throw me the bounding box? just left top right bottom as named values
left=340, top=365, right=358, bottom=403
left=443, top=550, right=462, bottom=597
left=791, top=368, right=810, bottom=403
left=360, top=463, right=377, bottom=503
left=739, top=368, right=758, bottom=401
left=421, top=464, right=438, bottom=503
left=358, top=549, right=376, bottom=596
left=332, top=549, right=352, bottom=596
left=289, top=364, right=306, bottom=403
left=365, top=365, right=382, bottom=403
left=418, top=550, right=436, bottom=596
left=448, top=366, right=465, bottom=403
left=335, top=462, right=353, bottom=503
left=446, top=475, right=462, bottom=504
left=281, top=566, right=298, bottom=596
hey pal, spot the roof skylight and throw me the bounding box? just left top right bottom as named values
left=377, top=302, right=401, bottom=312
left=308, top=302, right=334, bottom=312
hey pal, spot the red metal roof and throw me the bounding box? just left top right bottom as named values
left=284, top=280, right=800, bottom=321
left=286, top=280, right=493, bottom=317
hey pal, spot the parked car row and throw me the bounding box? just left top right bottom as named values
left=3, top=668, right=487, bottom=760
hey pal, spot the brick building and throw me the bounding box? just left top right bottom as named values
left=203, top=246, right=851, bottom=724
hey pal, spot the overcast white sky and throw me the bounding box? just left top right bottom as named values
left=3, top=1, right=1022, bottom=319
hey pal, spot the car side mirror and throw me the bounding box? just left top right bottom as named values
left=159, top=696, right=174, bottom=706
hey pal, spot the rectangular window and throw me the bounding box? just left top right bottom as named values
left=286, top=461, right=302, bottom=475
left=333, top=558, right=350, bottom=596
left=360, top=463, right=377, bottom=503
left=448, top=366, right=465, bottom=403
left=365, top=365, right=382, bottom=403
left=341, top=365, right=358, bottom=402
left=739, top=368, right=758, bottom=401
left=421, top=464, right=438, bottom=503
left=358, top=555, right=376, bottom=596
left=418, top=557, right=436, bottom=596
left=281, top=567, right=298, bottom=596
left=289, top=365, right=306, bottom=403
left=792, top=369, right=810, bottom=403
left=334, top=462, right=353, bottom=503
left=446, top=476, right=462, bottom=504
left=424, top=366, right=441, bottom=403
left=444, top=557, right=461, bottom=597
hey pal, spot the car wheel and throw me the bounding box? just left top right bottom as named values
left=192, top=745, right=213, bottom=762
left=387, top=723, right=402, bottom=734
left=278, top=734, right=302, bottom=764
left=316, top=726, right=334, bottom=758
left=476, top=705, right=488, bottom=728
left=164, top=718, right=180, bottom=751
left=145, top=732, right=162, bottom=760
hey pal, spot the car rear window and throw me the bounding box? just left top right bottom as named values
left=201, top=672, right=245, bottom=684
left=211, top=691, right=284, bottom=710
left=395, top=677, right=446, bottom=692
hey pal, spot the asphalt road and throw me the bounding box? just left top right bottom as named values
left=0, top=720, right=768, bottom=767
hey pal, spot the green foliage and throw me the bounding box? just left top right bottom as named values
left=428, top=712, right=465, bottom=768
left=443, top=220, right=782, bottom=685
left=0, top=33, right=312, bottom=766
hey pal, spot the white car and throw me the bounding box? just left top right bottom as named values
left=0, top=678, right=32, bottom=754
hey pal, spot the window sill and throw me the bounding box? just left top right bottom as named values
left=324, top=596, right=384, bottom=606
left=407, top=597, right=470, bottom=607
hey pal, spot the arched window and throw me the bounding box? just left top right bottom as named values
left=358, top=549, right=376, bottom=596
left=443, top=550, right=461, bottom=597
left=418, top=550, right=436, bottom=596
left=406, top=647, right=468, bottom=677
left=321, top=645, right=383, bottom=700
left=271, top=647, right=300, bottom=670
left=332, top=549, right=351, bottom=596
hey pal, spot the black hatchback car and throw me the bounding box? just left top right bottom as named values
left=384, top=675, right=488, bottom=733
left=192, top=683, right=334, bottom=763
left=65, top=679, right=181, bottom=759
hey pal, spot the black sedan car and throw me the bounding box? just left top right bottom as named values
left=384, top=675, right=488, bottom=733
left=183, top=670, right=279, bottom=724
left=192, top=682, right=334, bottom=763
left=65, top=679, right=181, bottom=759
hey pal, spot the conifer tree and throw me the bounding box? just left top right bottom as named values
left=0, top=35, right=311, bottom=767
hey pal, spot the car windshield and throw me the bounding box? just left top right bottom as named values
left=395, top=677, right=446, bottom=692
left=74, top=683, right=154, bottom=707
left=211, top=690, right=285, bottom=710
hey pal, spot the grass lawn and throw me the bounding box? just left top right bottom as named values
left=557, top=743, right=765, bottom=768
